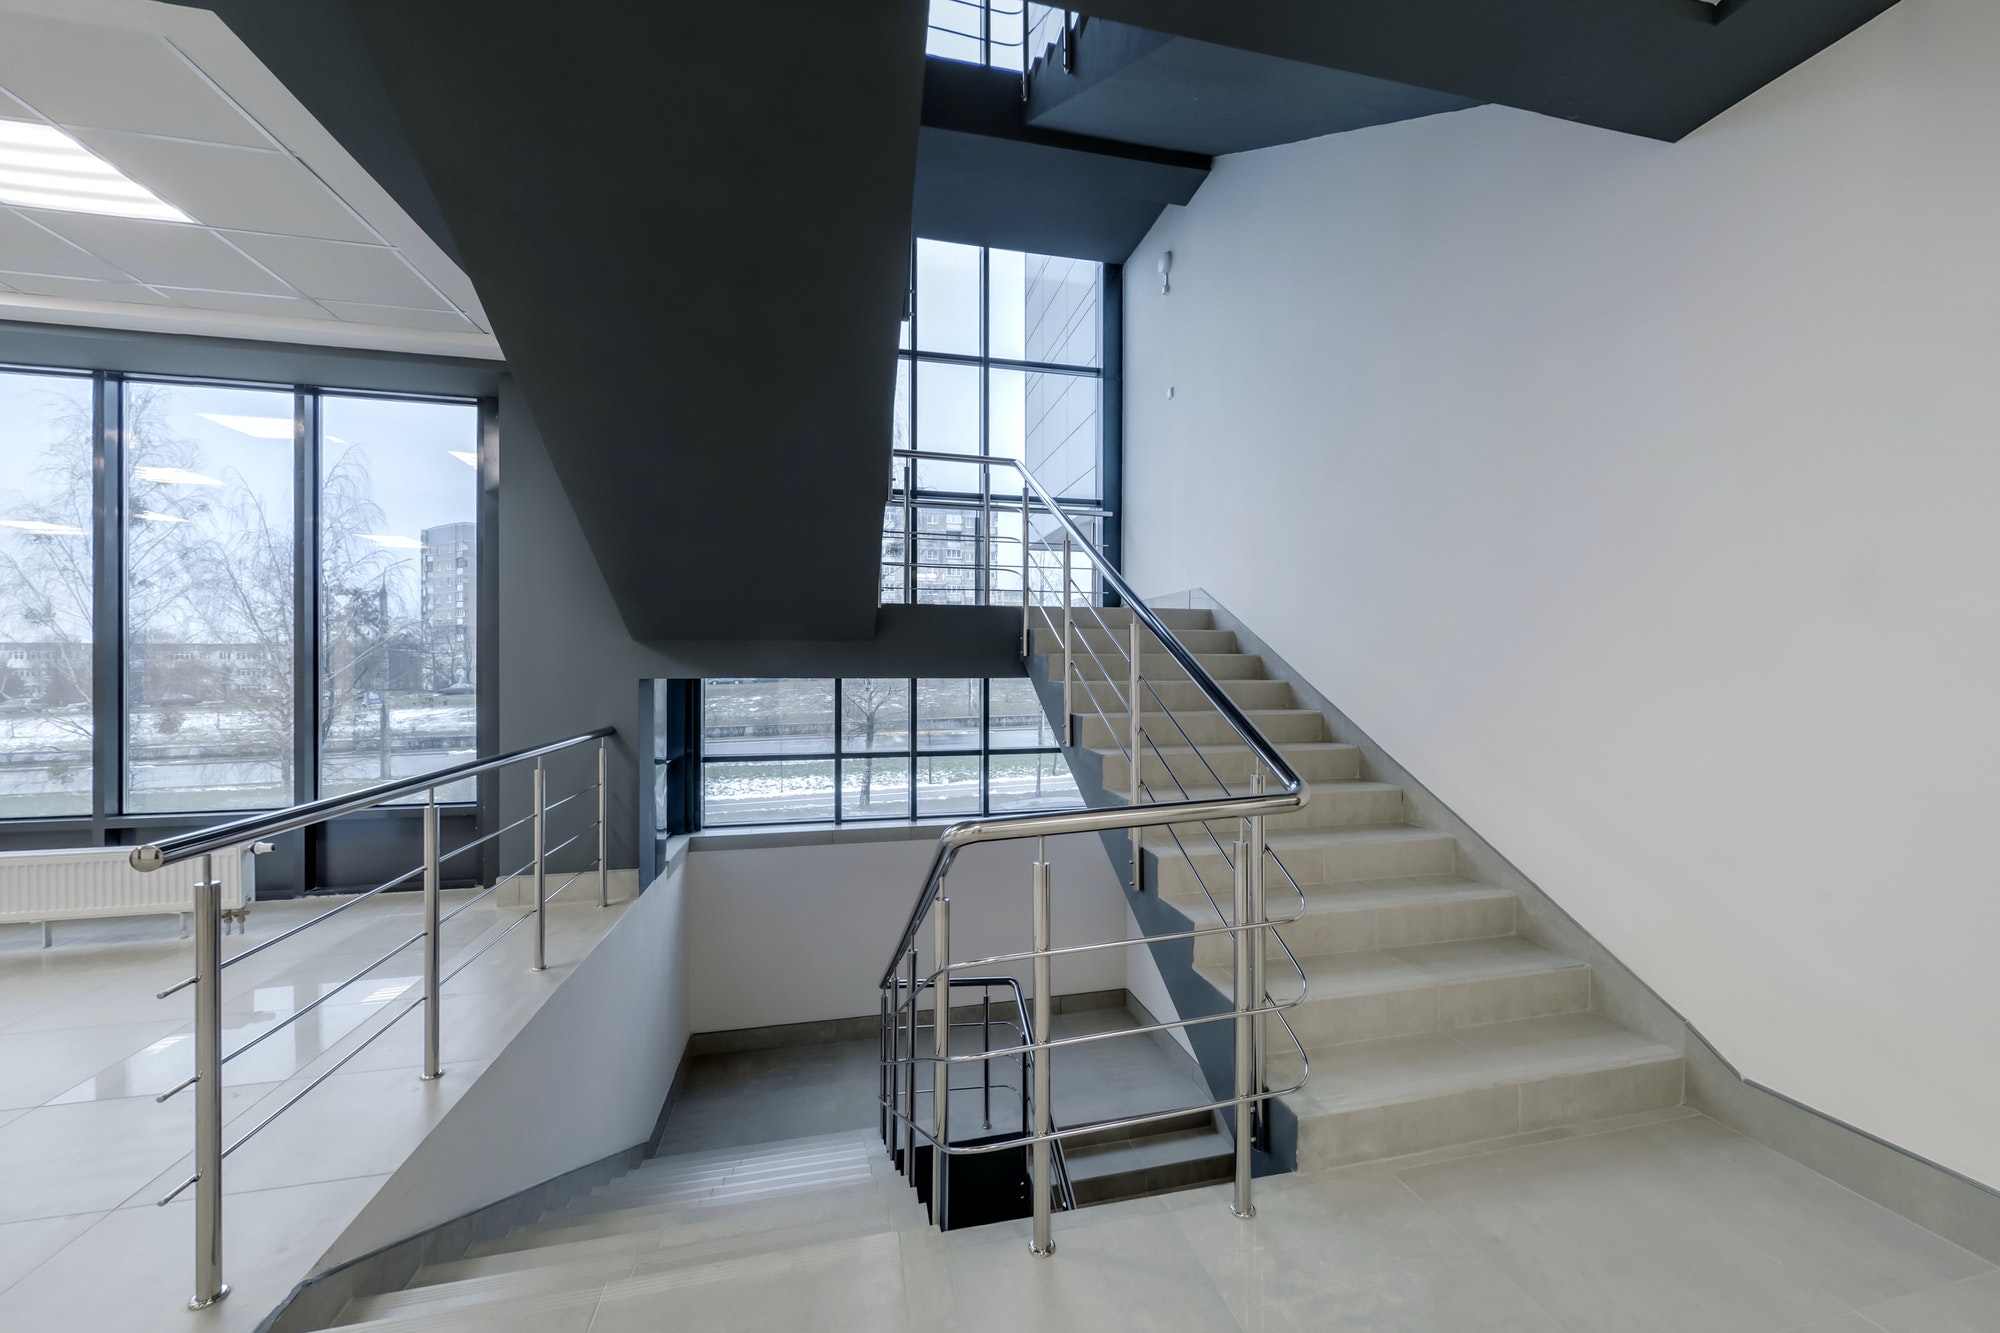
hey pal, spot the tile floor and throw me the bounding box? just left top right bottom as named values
left=628, top=1046, right=2000, bottom=1332
left=0, top=890, right=626, bottom=1331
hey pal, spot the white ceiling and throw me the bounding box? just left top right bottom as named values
left=0, top=0, right=500, bottom=359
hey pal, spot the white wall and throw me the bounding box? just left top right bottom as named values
left=325, top=861, right=688, bottom=1266
left=686, top=831, right=1128, bottom=1032
left=1123, top=0, right=2000, bottom=1189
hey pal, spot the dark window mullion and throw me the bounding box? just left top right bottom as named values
left=91, top=372, right=124, bottom=833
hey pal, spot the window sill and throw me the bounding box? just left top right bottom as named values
left=687, top=819, right=965, bottom=853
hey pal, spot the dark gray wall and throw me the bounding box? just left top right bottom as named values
left=494, top=379, right=1025, bottom=870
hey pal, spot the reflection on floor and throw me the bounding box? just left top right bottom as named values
left=622, top=1022, right=2000, bottom=1332
left=0, top=890, right=626, bottom=1332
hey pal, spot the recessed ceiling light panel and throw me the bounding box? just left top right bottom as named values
left=0, top=119, right=191, bottom=222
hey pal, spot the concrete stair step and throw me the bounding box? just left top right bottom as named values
left=1198, top=935, right=1590, bottom=1047
left=1274, top=1013, right=1684, bottom=1171
left=1150, top=824, right=1455, bottom=896
left=599, top=1141, right=871, bottom=1195
left=1076, top=707, right=1328, bottom=749
left=1105, top=674, right=1296, bottom=712
left=351, top=1211, right=893, bottom=1324
left=1187, top=876, right=1518, bottom=965
left=1067, top=604, right=1214, bottom=633
left=469, top=1180, right=887, bottom=1261
left=1063, top=1125, right=1234, bottom=1205
left=1100, top=740, right=1362, bottom=790
left=1138, top=779, right=1402, bottom=834
left=1071, top=650, right=1266, bottom=681
left=333, top=1232, right=902, bottom=1332
left=1036, top=624, right=1240, bottom=657
left=552, top=1156, right=874, bottom=1221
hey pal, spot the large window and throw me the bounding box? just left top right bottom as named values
left=0, top=367, right=482, bottom=825
left=125, top=382, right=297, bottom=813
left=318, top=396, right=479, bottom=802
left=0, top=370, right=95, bottom=818
left=700, top=677, right=1079, bottom=827
left=885, top=239, right=1107, bottom=606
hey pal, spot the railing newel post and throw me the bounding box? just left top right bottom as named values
left=1231, top=838, right=1256, bottom=1220
left=1030, top=842, right=1055, bottom=1256
left=532, top=756, right=547, bottom=971
left=421, top=789, right=442, bottom=1080
left=596, top=737, right=609, bottom=908
left=1129, top=615, right=1144, bottom=890
left=189, top=855, right=228, bottom=1309
left=1249, top=771, right=1268, bottom=1146
left=1019, top=490, right=1032, bottom=656
left=932, top=897, right=951, bottom=1228
left=1061, top=537, right=1074, bottom=740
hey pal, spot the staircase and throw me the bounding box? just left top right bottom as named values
left=1036, top=604, right=1684, bottom=1173
left=321, top=1132, right=898, bottom=1330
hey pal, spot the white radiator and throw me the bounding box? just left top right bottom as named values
left=0, top=845, right=256, bottom=942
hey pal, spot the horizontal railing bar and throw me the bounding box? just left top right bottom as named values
left=882, top=450, right=1307, bottom=985
left=213, top=930, right=424, bottom=1073
left=218, top=897, right=544, bottom=1166
left=924, top=909, right=1303, bottom=980
left=438, top=874, right=510, bottom=925
left=543, top=868, right=588, bottom=903
left=220, top=865, right=421, bottom=971
left=540, top=786, right=596, bottom=818
left=437, top=813, right=534, bottom=865
left=132, top=727, right=615, bottom=871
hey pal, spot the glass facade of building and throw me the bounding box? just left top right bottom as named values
left=699, top=676, right=1077, bottom=827
left=0, top=365, right=480, bottom=822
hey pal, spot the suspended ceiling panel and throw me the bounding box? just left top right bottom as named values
left=0, top=0, right=498, bottom=359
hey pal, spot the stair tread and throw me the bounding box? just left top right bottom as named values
left=1198, top=936, right=1582, bottom=1002
left=1154, top=824, right=1452, bottom=862
left=1062, top=1126, right=1232, bottom=1180
left=1282, top=1014, right=1679, bottom=1117
left=473, top=1180, right=886, bottom=1260
left=357, top=1211, right=894, bottom=1321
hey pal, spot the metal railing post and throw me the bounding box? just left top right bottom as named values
left=1060, top=537, right=1073, bottom=740
left=879, top=988, right=891, bottom=1147
left=1019, top=491, right=1032, bottom=656
left=421, top=789, right=442, bottom=1080
left=904, top=946, right=919, bottom=1169
left=189, top=856, right=228, bottom=1308
left=1248, top=772, right=1268, bottom=1146
left=902, top=460, right=916, bottom=602
left=979, top=464, right=991, bottom=606
left=1129, top=615, right=1144, bottom=890
left=931, top=897, right=951, bottom=1227
left=596, top=737, right=609, bottom=908
left=532, top=757, right=547, bottom=971
left=1231, top=838, right=1256, bottom=1219
left=1030, top=844, right=1055, bottom=1256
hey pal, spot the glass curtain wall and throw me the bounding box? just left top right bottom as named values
left=0, top=367, right=480, bottom=825
left=700, top=676, right=1079, bottom=827
left=318, top=396, right=479, bottom=802
left=885, top=238, right=1105, bottom=606
left=0, top=370, right=95, bottom=818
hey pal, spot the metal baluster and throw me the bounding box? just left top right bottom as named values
left=902, top=460, right=916, bottom=603
left=1129, top=615, right=1144, bottom=891
left=1231, top=838, right=1256, bottom=1219
left=904, top=946, right=919, bottom=1171
left=1030, top=843, right=1055, bottom=1256
left=1060, top=538, right=1073, bottom=740
left=1019, top=492, right=1032, bottom=656
left=532, top=757, right=547, bottom=971
left=596, top=737, right=609, bottom=908
left=931, top=898, right=951, bottom=1227
left=979, top=465, right=991, bottom=606
left=188, top=857, right=228, bottom=1308
left=421, top=789, right=442, bottom=1080
left=1248, top=771, right=1268, bottom=1146
left=879, top=988, right=891, bottom=1147
left=981, top=990, right=992, bottom=1130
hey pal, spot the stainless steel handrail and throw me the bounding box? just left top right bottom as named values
left=877, top=448, right=1309, bottom=1249
left=128, top=728, right=615, bottom=871
left=878, top=448, right=1306, bottom=984
left=137, top=727, right=615, bottom=1310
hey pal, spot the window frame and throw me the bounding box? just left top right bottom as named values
left=0, top=362, right=487, bottom=829
left=696, top=676, right=1076, bottom=829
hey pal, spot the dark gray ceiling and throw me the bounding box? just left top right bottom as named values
left=916, top=61, right=1208, bottom=262
left=1071, top=0, right=1905, bottom=142
left=1026, top=19, right=1480, bottom=157
left=167, top=0, right=1905, bottom=652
